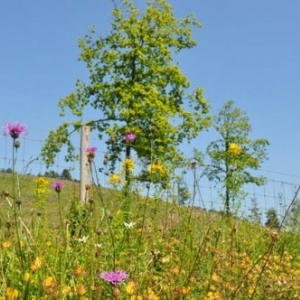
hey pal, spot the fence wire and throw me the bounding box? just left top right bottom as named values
left=1, top=134, right=299, bottom=225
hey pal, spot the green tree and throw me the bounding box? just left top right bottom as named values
left=248, top=197, right=262, bottom=224
left=41, top=0, right=210, bottom=178
left=203, top=100, right=269, bottom=215
left=177, top=177, right=190, bottom=205
left=60, top=168, right=72, bottom=181
left=265, top=208, right=280, bottom=229
left=284, top=199, right=300, bottom=233
left=44, top=170, right=60, bottom=179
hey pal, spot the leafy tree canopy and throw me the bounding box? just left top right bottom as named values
left=42, top=0, right=210, bottom=172
left=203, top=100, right=269, bottom=214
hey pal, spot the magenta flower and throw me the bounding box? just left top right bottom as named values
left=100, top=270, right=127, bottom=286
left=86, top=147, right=97, bottom=163
left=122, top=130, right=136, bottom=143
left=3, top=121, right=27, bottom=139
left=85, top=147, right=97, bottom=153
left=52, top=181, right=65, bottom=193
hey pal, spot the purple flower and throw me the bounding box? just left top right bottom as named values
left=3, top=121, right=27, bottom=139
left=52, top=181, right=65, bottom=193
left=122, top=130, right=136, bottom=143
left=100, top=270, right=127, bottom=286
left=86, top=147, right=97, bottom=163
left=85, top=147, right=97, bottom=153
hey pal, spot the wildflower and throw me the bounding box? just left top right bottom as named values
left=86, top=146, right=97, bottom=163
left=76, top=235, right=89, bottom=243
left=23, top=272, right=30, bottom=282
left=52, top=181, right=65, bottom=193
left=126, top=281, right=137, bottom=295
left=123, top=130, right=136, bottom=143
left=85, top=147, right=97, bottom=153
left=35, top=177, right=50, bottom=187
left=42, top=277, right=57, bottom=288
left=100, top=270, right=127, bottom=286
left=3, top=121, right=27, bottom=139
left=5, top=287, right=19, bottom=300
left=149, top=163, right=166, bottom=176
left=124, top=221, right=136, bottom=229
left=122, top=158, right=135, bottom=172
left=73, top=266, right=89, bottom=278
left=34, top=177, right=49, bottom=197
left=75, top=284, right=86, bottom=296
left=146, top=288, right=160, bottom=300
left=61, top=285, right=71, bottom=296
left=228, top=143, right=242, bottom=155
left=108, top=174, right=122, bottom=185
left=203, top=291, right=223, bottom=300
left=2, top=241, right=12, bottom=249
left=30, top=257, right=43, bottom=272
left=13, top=140, right=20, bottom=149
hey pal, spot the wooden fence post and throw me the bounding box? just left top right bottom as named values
left=80, top=126, right=90, bottom=203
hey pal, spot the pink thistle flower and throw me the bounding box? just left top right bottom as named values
left=3, top=121, right=27, bottom=139
left=85, top=147, right=97, bottom=153
left=52, top=181, right=65, bottom=193
left=86, top=147, right=97, bottom=163
left=100, top=270, right=127, bottom=286
left=122, top=130, right=136, bottom=143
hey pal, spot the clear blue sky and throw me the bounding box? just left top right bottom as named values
left=1, top=0, right=300, bottom=182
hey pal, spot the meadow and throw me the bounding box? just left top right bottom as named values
left=1, top=165, right=300, bottom=300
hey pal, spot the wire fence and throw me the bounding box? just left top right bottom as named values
left=1, top=133, right=299, bottom=225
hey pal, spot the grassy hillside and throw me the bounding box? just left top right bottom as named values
left=0, top=172, right=300, bottom=299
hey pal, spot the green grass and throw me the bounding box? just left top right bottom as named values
left=0, top=172, right=300, bottom=299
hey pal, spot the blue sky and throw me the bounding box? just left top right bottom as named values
left=1, top=0, right=300, bottom=187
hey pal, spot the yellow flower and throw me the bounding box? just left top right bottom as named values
left=34, top=177, right=49, bottom=197
left=5, top=287, right=19, bottom=300
left=2, top=241, right=12, bottom=249
left=62, top=285, right=71, bottom=296
left=228, top=143, right=242, bottom=155
left=203, top=291, right=223, bottom=300
left=42, top=276, right=56, bottom=288
left=23, top=272, right=30, bottom=282
left=148, top=163, right=166, bottom=176
left=108, top=174, right=122, bottom=185
left=30, top=257, right=43, bottom=272
left=35, top=177, right=50, bottom=186
left=75, top=284, right=86, bottom=296
left=146, top=288, right=159, bottom=300
left=182, top=286, right=191, bottom=295
left=126, top=281, right=137, bottom=295
left=122, top=158, right=135, bottom=172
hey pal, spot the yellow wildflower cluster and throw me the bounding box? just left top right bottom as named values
left=203, top=291, right=223, bottom=300
left=23, top=272, right=30, bottom=282
left=126, top=281, right=137, bottom=295
left=75, top=284, right=86, bottom=296
left=228, top=143, right=242, bottom=155
left=30, top=256, right=43, bottom=272
left=34, top=177, right=50, bottom=197
left=108, top=174, right=122, bottom=185
left=122, top=158, right=135, bottom=173
left=126, top=281, right=160, bottom=300
left=148, top=163, right=166, bottom=176
left=2, top=241, right=12, bottom=249
left=42, top=276, right=57, bottom=289
left=5, top=287, right=19, bottom=300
